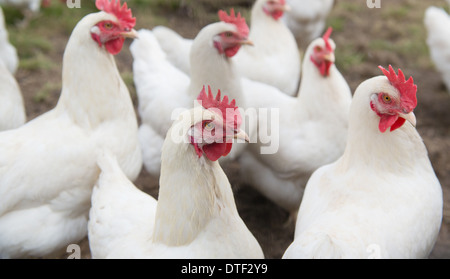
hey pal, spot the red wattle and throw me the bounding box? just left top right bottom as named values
left=203, top=142, right=228, bottom=161
left=225, top=45, right=241, bottom=58
left=378, top=114, right=399, bottom=133
left=105, top=37, right=125, bottom=55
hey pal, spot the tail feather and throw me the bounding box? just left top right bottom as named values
left=283, top=232, right=344, bottom=259
left=89, top=149, right=157, bottom=258
left=96, top=149, right=123, bottom=177
left=283, top=230, right=367, bottom=259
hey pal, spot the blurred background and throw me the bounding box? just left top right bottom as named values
left=2, top=0, right=449, bottom=258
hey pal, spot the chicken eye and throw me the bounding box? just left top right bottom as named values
left=104, top=22, right=113, bottom=29
left=314, top=46, right=323, bottom=52
left=382, top=94, right=392, bottom=103
left=204, top=121, right=215, bottom=130
left=224, top=32, right=233, bottom=38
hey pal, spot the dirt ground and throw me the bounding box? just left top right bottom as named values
left=8, top=0, right=450, bottom=259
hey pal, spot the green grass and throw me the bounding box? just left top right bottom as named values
left=33, top=81, right=61, bottom=103
left=335, top=45, right=366, bottom=72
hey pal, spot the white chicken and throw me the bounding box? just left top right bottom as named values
left=153, top=0, right=301, bottom=96
left=239, top=28, right=352, bottom=218
left=0, top=61, right=25, bottom=131
left=152, top=24, right=192, bottom=76
left=131, top=9, right=253, bottom=178
left=282, top=0, right=334, bottom=50
left=424, top=5, right=450, bottom=94
left=0, top=0, right=50, bottom=13
left=283, top=66, right=443, bottom=259
left=0, top=6, right=18, bottom=74
left=234, top=0, right=300, bottom=96
left=0, top=6, right=25, bottom=131
left=88, top=88, right=264, bottom=259
left=0, top=0, right=142, bottom=258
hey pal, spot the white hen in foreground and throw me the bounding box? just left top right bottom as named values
left=239, top=28, right=351, bottom=217
left=88, top=89, right=263, bottom=259
left=131, top=9, right=253, bottom=178
left=0, top=0, right=141, bottom=258
left=283, top=66, right=443, bottom=259
left=424, top=5, right=450, bottom=94
left=154, top=0, right=301, bottom=96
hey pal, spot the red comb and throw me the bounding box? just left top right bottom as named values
left=379, top=65, right=417, bottom=111
left=218, top=9, right=249, bottom=38
left=323, top=27, right=333, bottom=51
left=96, top=0, right=136, bottom=30
left=197, top=85, right=242, bottom=129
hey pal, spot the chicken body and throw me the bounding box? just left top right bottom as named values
left=88, top=106, right=264, bottom=259
left=153, top=0, right=301, bottom=96
left=283, top=71, right=443, bottom=259
left=424, top=6, right=450, bottom=94
left=239, top=34, right=351, bottom=215
left=0, top=61, right=25, bottom=131
left=0, top=7, right=25, bottom=131
left=0, top=10, right=141, bottom=258
left=0, top=7, right=18, bottom=74
left=233, top=0, right=301, bottom=96
left=282, top=0, right=334, bottom=50
left=131, top=19, right=252, bottom=178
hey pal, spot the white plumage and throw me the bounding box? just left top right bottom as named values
left=0, top=8, right=141, bottom=258
left=282, top=0, right=334, bottom=49
left=239, top=32, right=351, bottom=216
left=0, top=61, right=25, bottom=131
left=283, top=70, right=443, bottom=259
left=424, top=5, right=450, bottom=94
left=0, top=6, right=18, bottom=74
left=131, top=17, right=252, bottom=178
left=233, top=0, right=301, bottom=96
left=153, top=0, right=301, bottom=96
left=88, top=106, right=264, bottom=259
left=131, top=29, right=191, bottom=176
left=0, top=7, right=25, bottom=131
left=152, top=25, right=193, bottom=75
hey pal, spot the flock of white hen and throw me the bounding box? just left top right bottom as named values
left=0, top=0, right=448, bottom=259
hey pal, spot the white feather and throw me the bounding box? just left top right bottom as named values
left=282, top=0, right=334, bottom=49
left=239, top=36, right=351, bottom=214
left=88, top=108, right=264, bottom=259
left=424, top=6, right=450, bottom=94
left=152, top=0, right=301, bottom=96
left=0, top=11, right=142, bottom=258
left=283, top=75, right=443, bottom=259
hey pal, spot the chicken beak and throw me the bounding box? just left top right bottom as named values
left=323, top=52, right=335, bottom=63
left=240, top=39, right=254, bottom=47
left=121, top=29, right=139, bottom=39
left=233, top=129, right=250, bottom=143
left=282, top=4, right=292, bottom=12
left=399, top=111, right=417, bottom=127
